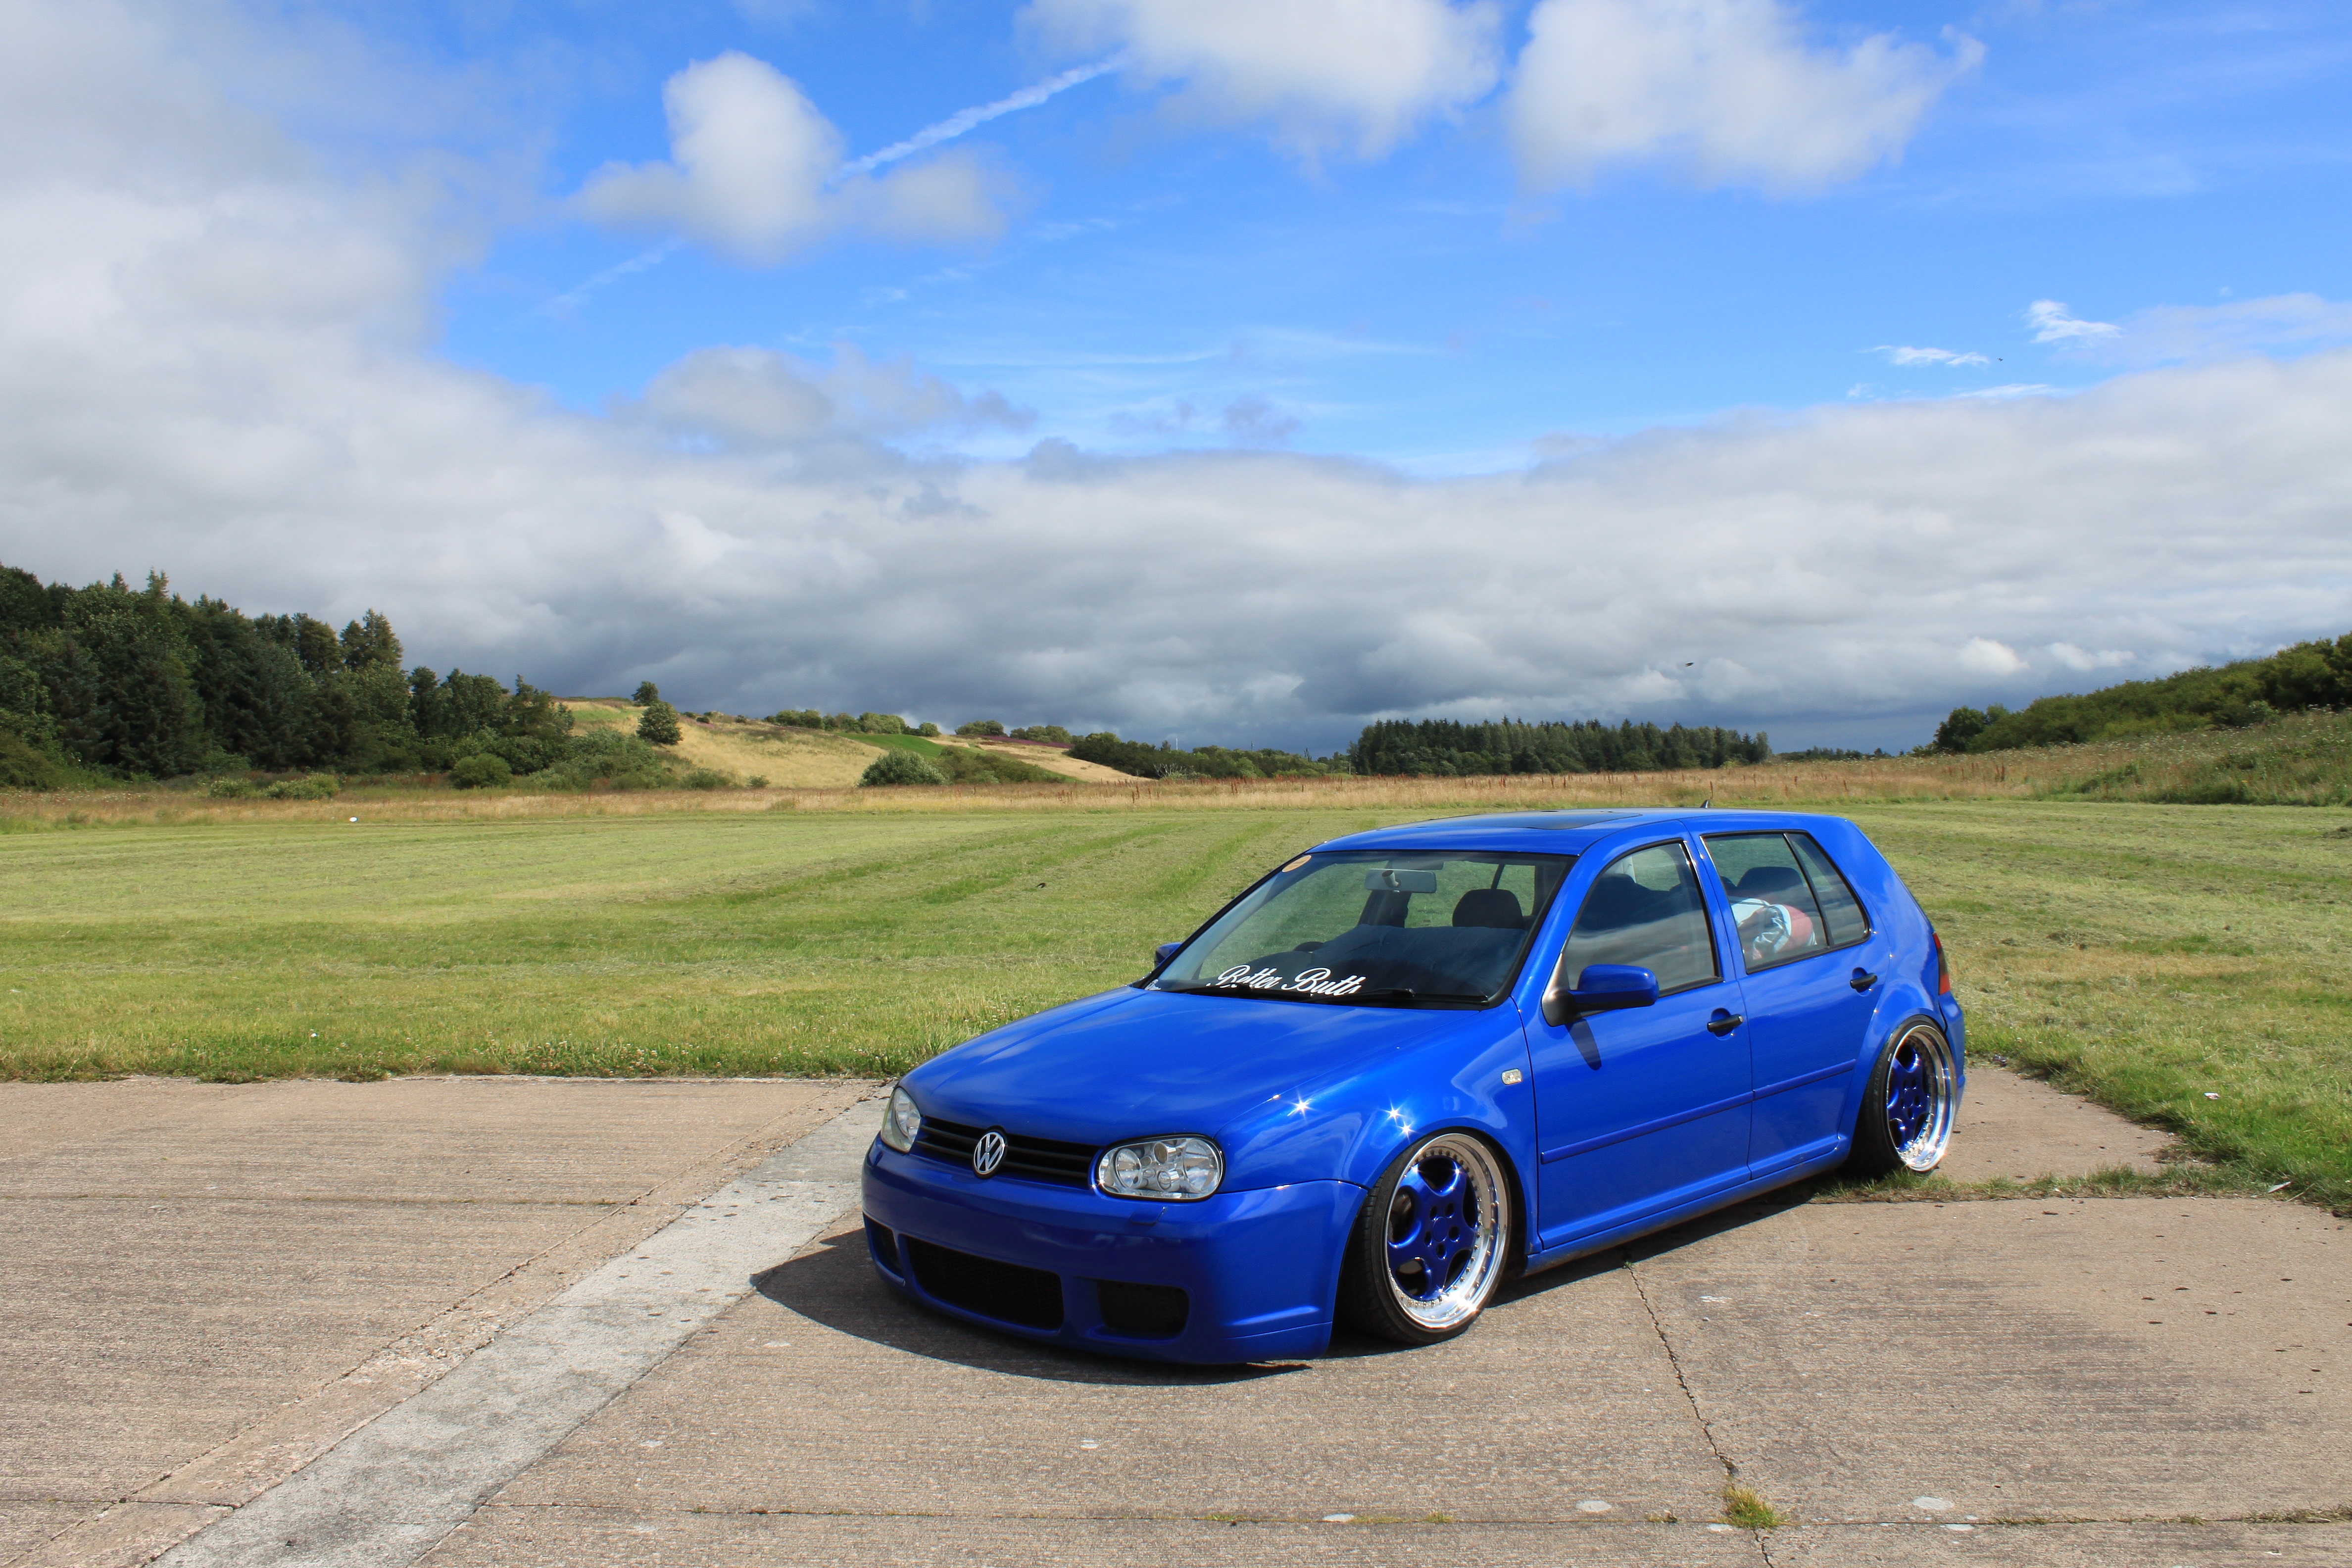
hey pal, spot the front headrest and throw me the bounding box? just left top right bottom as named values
left=1453, top=887, right=1525, bottom=929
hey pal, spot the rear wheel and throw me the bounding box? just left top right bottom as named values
left=1848, top=1020, right=1957, bottom=1176
left=1336, top=1130, right=1513, bottom=1346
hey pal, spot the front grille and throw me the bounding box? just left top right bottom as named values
left=865, top=1220, right=900, bottom=1278
left=906, top=1238, right=1065, bottom=1329
left=913, top=1116, right=1095, bottom=1188
left=1096, top=1279, right=1189, bottom=1338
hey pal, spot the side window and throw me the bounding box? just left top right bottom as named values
left=1704, top=833, right=1830, bottom=972
left=1789, top=833, right=1872, bottom=947
left=1559, top=842, right=1720, bottom=996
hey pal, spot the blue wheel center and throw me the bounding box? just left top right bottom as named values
left=1387, top=1155, right=1474, bottom=1300
left=1885, top=1043, right=1931, bottom=1147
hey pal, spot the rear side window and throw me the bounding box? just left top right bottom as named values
left=1559, top=842, right=1721, bottom=996
left=1704, top=832, right=1871, bottom=972
left=1788, top=833, right=1872, bottom=947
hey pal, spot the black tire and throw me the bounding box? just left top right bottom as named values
left=1848, top=1018, right=1958, bottom=1177
left=1335, top=1130, right=1514, bottom=1346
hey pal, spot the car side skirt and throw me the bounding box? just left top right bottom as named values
left=1520, top=1145, right=1853, bottom=1275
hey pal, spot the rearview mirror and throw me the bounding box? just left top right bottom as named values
left=1541, top=962, right=1660, bottom=1028
left=1153, top=941, right=1183, bottom=967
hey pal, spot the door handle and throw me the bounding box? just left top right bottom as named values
left=1706, top=1012, right=1743, bottom=1036
left=1850, top=969, right=1879, bottom=992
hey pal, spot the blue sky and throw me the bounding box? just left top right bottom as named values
left=3, top=0, right=2349, bottom=752
left=434, top=0, right=2352, bottom=473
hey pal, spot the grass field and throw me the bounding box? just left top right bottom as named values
left=0, top=791, right=2345, bottom=1205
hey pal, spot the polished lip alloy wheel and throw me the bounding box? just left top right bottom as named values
left=1382, top=1132, right=1511, bottom=1330
left=1883, top=1022, right=1957, bottom=1172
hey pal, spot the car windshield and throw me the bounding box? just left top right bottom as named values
left=1154, top=849, right=1575, bottom=1007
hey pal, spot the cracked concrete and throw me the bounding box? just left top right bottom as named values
left=3, top=1066, right=2346, bottom=1568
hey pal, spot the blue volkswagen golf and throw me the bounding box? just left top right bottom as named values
left=860, top=809, right=1962, bottom=1364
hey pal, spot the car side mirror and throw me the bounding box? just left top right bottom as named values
left=1154, top=941, right=1183, bottom=968
left=1542, top=962, right=1660, bottom=1027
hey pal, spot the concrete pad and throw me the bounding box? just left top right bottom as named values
left=488, top=1219, right=1729, bottom=1526
left=1941, top=1065, right=2177, bottom=1182
left=0, top=1076, right=864, bottom=1567
left=0, top=1505, right=86, bottom=1564
left=1767, top=1520, right=2352, bottom=1566
left=1623, top=1195, right=2352, bottom=1522
left=0, top=1194, right=591, bottom=1499
left=153, top=1105, right=878, bottom=1568
left=421, top=1509, right=1767, bottom=1567
left=9, top=1505, right=227, bottom=1568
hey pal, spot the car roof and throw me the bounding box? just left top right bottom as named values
left=1313, top=807, right=1850, bottom=856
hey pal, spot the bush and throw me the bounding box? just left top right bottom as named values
left=682, top=768, right=731, bottom=790
left=632, top=681, right=660, bottom=706
left=860, top=750, right=947, bottom=786
left=916, top=721, right=941, bottom=737
left=205, top=776, right=259, bottom=799
left=746, top=774, right=769, bottom=788
left=929, top=745, right=1059, bottom=784
left=449, top=754, right=511, bottom=789
left=638, top=700, right=682, bottom=745
left=955, top=719, right=1006, bottom=737
left=265, top=773, right=340, bottom=799
left=856, top=712, right=908, bottom=734
left=0, top=730, right=68, bottom=790
left=1010, top=725, right=1072, bottom=744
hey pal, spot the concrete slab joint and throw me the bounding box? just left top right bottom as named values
left=139, top=1101, right=878, bottom=1568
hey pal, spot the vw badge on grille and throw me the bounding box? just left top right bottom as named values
left=972, top=1129, right=1007, bottom=1178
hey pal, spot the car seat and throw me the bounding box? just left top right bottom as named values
left=1451, top=888, right=1525, bottom=929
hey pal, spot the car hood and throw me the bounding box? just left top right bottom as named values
left=903, top=984, right=1491, bottom=1146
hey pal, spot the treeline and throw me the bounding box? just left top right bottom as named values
left=1930, top=632, right=2352, bottom=754
left=1349, top=718, right=1771, bottom=777
left=0, top=561, right=657, bottom=790
left=1068, top=733, right=1333, bottom=780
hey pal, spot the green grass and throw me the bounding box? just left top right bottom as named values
left=847, top=732, right=948, bottom=757
left=1722, top=1484, right=1791, bottom=1530
left=1847, top=802, right=2352, bottom=1208
left=0, top=798, right=2346, bottom=1207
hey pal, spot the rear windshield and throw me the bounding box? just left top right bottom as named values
left=1154, top=850, right=1574, bottom=1007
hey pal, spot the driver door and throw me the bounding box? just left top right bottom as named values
left=1528, top=839, right=1752, bottom=1252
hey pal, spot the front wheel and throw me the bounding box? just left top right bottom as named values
left=1848, top=1020, right=1958, bottom=1176
left=1336, top=1130, right=1514, bottom=1346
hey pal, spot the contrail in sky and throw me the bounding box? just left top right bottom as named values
left=834, top=53, right=1127, bottom=181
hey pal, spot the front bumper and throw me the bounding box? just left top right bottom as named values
left=860, top=1140, right=1362, bottom=1364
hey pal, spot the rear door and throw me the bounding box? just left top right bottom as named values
left=1699, top=830, right=1892, bottom=1177
left=1528, top=838, right=1752, bottom=1251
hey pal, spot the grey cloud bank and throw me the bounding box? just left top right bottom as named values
left=3, top=0, right=2348, bottom=756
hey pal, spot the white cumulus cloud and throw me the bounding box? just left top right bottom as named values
left=2025, top=299, right=2120, bottom=344
left=1510, top=0, right=1980, bottom=192
left=1023, top=0, right=1504, bottom=159
left=2076, top=293, right=2352, bottom=368
left=4, top=0, right=2351, bottom=753
left=577, top=52, right=1014, bottom=264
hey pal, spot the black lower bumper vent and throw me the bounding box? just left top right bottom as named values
left=1095, top=1279, right=1190, bottom=1338
left=865, top=1220, right=900, bottom=1277
left=906, top=1238, right=1065, bottom=1330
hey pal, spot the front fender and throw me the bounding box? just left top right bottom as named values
left=1214, top=1007, right=1535, bottom=1192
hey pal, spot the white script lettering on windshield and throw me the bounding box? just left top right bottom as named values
left=1215, top=965, right=1368, bottom=996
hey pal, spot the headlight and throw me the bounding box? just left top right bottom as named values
left=1096, top=1135, right=1223, bottom=1201
left=878, top=1085, right=922, bottom=1153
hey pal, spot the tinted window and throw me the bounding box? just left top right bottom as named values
left=1704, top=833, right=1830, bottom=972
left=1559, top=842, right=1719, bottom=995
left=1789, top=833, right=1871, bottom=947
